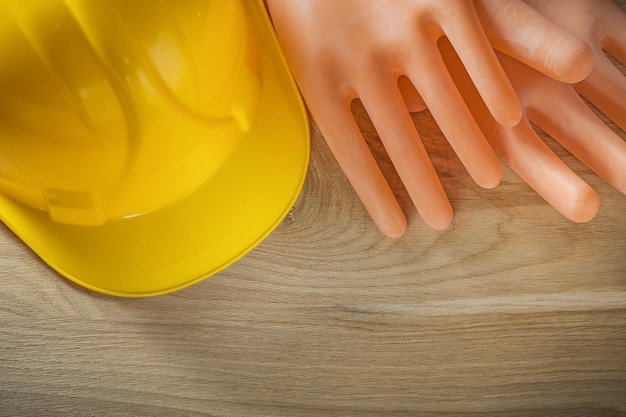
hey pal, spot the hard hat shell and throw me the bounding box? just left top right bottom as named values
left=0, top=0, right=310, bottom=296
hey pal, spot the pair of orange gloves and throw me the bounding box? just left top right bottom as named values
left=266, top=0, right=626, bottom=237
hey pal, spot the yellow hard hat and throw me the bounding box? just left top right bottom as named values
left=0, top=0, right=310, bottom=296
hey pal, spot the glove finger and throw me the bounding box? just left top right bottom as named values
left=440, top=1, right=522, bottom=127
left=308, top=95, right=408, bottom=238
left=491, top=119, right=599, bottom=222
left=358, top=72, right=453, bottom=230
left=408, top=37, right=502, bottom=190
left=477, top=0, right=593, bottom=83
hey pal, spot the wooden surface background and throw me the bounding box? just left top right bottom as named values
left=2, top=4, right=626, bottom=417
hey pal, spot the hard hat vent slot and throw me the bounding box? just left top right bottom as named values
left=44, top=189, right=105, bottom=226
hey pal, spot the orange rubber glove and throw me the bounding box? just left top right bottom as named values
left=266, top=0, right=593, bottom=237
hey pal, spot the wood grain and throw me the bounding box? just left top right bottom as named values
left=2, top=4, right=626, bottom=416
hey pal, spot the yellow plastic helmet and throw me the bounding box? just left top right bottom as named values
left=0, top=0, right=310, bottom=296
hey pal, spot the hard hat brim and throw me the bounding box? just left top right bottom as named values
left=0, top=0, right=310, bottom=297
